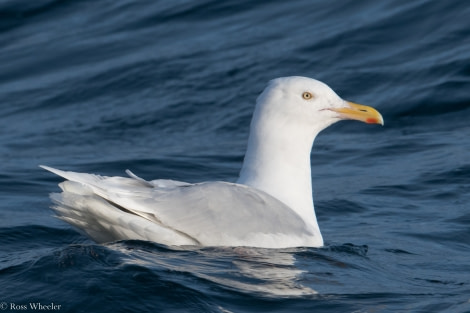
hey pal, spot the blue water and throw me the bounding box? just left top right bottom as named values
left=1, top=0, right=469, bottom=312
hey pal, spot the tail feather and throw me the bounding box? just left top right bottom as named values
left=42, top=165, right=197, bottom=245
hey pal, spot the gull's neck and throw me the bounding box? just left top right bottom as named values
left=237, top=106, right=323, bottom=238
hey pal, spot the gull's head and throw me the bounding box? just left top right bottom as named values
left=254, top=76, right=383, bottom=137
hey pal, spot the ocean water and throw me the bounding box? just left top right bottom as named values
left=1, top=0, right=469, bottom=312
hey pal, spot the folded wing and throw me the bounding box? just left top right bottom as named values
left=42, top=166, right=316, bottom=248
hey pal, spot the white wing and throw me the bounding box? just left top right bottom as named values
left=41, top=166, right=318, bottom=248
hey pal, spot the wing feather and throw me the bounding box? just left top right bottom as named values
left=41, top=166, right=317, bottom=247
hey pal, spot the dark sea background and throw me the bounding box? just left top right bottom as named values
left=1, top=0, right=469, bottom=312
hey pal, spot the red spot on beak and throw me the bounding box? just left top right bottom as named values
left=366, top=118, right=378, bottom=124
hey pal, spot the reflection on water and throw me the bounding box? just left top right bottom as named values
left=112, top=242, right=317, bottom=297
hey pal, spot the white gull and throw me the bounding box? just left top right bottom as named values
left=42, top=76, right=383, bottom=248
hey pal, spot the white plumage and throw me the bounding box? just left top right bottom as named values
left=42, top=76, right=383, bottom=248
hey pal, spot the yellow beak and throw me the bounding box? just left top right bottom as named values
left=330, top=101, right=384, bottom=125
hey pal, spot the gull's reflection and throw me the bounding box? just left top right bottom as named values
left=218, top=247, right=317, bottom=296
left=111, top=242, right=317, bottom=297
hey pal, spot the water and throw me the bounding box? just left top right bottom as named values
left=1, top=0, right=469, bottom=312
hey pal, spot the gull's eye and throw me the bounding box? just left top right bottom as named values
left=302, top=92, right=313, bottom=100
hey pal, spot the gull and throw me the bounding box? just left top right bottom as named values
left=42, top=76, right=383, bottom=248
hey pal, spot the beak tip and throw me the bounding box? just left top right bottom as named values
left=374, top=116, right=384, bottom=126
left=337, top=102, right=384, bottom=126
left=366, top=117, right=384, bottom=125
left=378, top=115, right=384, bottom=126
